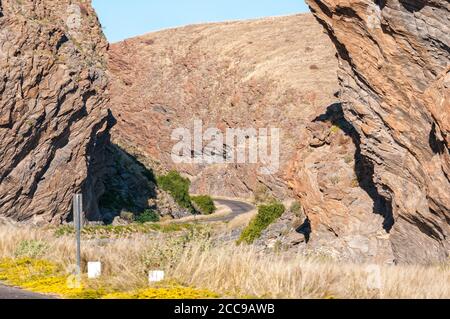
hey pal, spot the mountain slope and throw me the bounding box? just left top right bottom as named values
left=109, top=14, right=339, bottom=198
left=109, top=14, right=398, bottom=263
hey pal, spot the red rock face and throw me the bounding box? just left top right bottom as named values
left=306, top=0, right=449, bottom=263
left=0, top=0, right=110, bottom=224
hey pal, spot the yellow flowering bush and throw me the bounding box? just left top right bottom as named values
left=103, top=287, right=219, bottom=299
left=0, top=258, right=219, bottom=299
left=0, top=258, right=103, bottom=298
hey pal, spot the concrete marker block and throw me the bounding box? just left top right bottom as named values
left=149, top=270, right=165, bottom=283
left=88, top=262, right=102, bottom=279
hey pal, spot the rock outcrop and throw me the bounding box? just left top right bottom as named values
left=306, top=0, right=449, bottom=263
left=0, top=0, right=110, bottom=224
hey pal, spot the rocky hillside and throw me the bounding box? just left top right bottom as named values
left=109, top=14, right=340, bottom=199
left=0, top=0, right=110, bottom=224
left=306, top=0, right=449, bottom=264
left=109, top=14, right=401, bottom=263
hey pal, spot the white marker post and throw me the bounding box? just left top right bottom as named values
left=149, top=271, right=165, bottom=283
left=88, top=262, right=102, bottom=279
left=73, top=194, right=83, bottom=282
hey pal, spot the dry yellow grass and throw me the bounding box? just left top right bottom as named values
left=226, top=210, right=258, bottom=230
left=0, top=224, right=448, bottom=299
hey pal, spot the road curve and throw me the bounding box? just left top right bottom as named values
left=0, top=284, right=53, bottom=299
left=205, top=198, right=255, bottom=223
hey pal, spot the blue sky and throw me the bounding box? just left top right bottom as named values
left=92, top=0, right=310, bottom=43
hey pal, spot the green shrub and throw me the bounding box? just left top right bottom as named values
left=253, top=184, right=276, bottom=204
left=14, top=240, right=49, bottom=259
left=191, top=195, right=216, bottom=215
left=135, top=209, right=160, bottom=224
left=157, top=171, right=195, bottom=213
left=290, top=201, right=303, bottom=218
left=290, top=201, right=301, bottom=214
left=238, top=202, right=285, bottom=244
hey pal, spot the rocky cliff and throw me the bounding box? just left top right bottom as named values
left=0, top=0, right=110, bottom=224
left=306, top=0, right=449, bottom=263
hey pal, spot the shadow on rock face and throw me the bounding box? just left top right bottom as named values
left=98, top=144, right=158, bottom=224
left=376, top=0, right=387, bottom=9
left=78, top=110, right=192, bottom=225
left=399, top=0, right=427, bottom=13
left=296, top=218, right=312, bottom=243
left=75, top=110, right=158, bottom=225
left=429, top=123, right=446, bottom=155
left=313, top=103, right=395, bottom=232
left=77, top=109, right=158, bottom=224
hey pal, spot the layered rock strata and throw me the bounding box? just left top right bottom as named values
left=306, top=0, right=449, bottom=263
left=0, top=0, right=110, bottom=223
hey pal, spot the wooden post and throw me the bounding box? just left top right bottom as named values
left=73, top=194, right=83, bottom=280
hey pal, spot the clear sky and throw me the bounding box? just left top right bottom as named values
left=92, top=0, right=310, bottom=43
